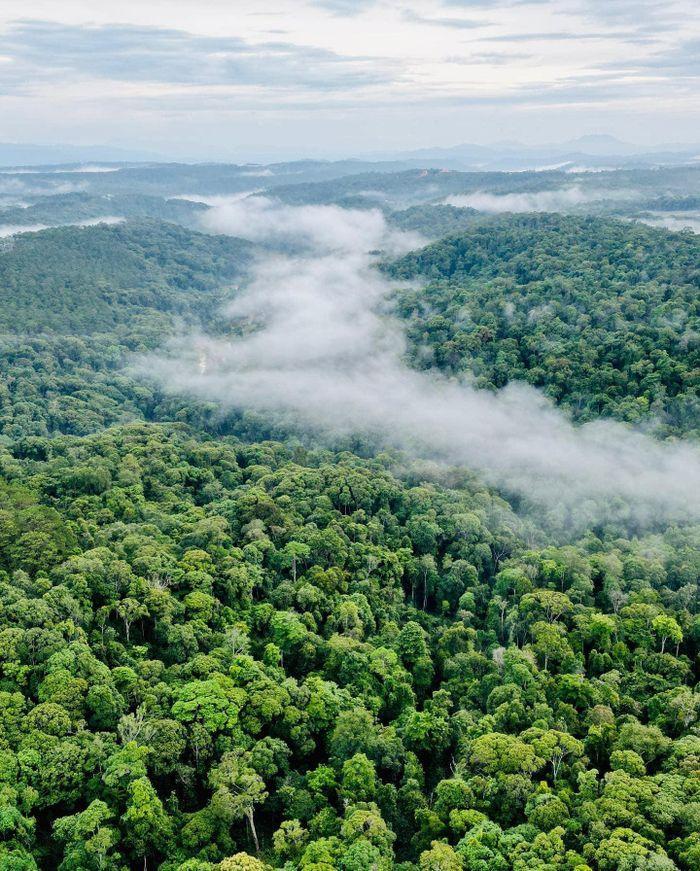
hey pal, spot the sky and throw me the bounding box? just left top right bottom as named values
left=0, top=0, right=697, bottom=160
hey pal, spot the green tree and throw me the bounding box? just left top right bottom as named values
left=121, top=777, right=172, bottom=870
left=209, top=752, right=268, bottom=854
left=651, top=614, right=683, bottom=654
left=53, top=800, right=122, bottom=871
left=419, top=840, right=464, bottom=870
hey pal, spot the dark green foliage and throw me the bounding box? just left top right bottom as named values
left=0, top=221, right=255, bottom=439
left=389, top=205, right=480, bottom=238
left=0, top=425, right=696, bottom=869
left=388, top=214, right=700, bottom=435
left=0, top=220, right=252, bottom=335
left=639, top=195, right=700, bottom=212
left=0, top=192, right=208, bottom=229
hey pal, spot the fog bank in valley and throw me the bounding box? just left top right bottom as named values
left=198, top=194, right=424, bottom=253
left=445, top=185, right=634, bottom=213
left=639, top=213, right=700, bottom=234
left=136, top=196, right=700, bottom=529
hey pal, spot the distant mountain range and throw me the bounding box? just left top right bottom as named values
left=370, top=135, right=700, bottom=171
left=0, top=135, right=697, bottom=172
left=0, top=142, right=165, bottom=167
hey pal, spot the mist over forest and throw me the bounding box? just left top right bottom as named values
left=0, top=0, right=698, bottom=841
left=0, top=142, right=698, bottom=871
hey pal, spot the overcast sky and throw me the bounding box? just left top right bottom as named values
left=0, top=0, right=697, bottom=159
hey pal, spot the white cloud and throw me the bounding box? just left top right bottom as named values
left=198, top=195, right=424, bottom=253
left=0, top=215, right=124, bottom=237
left=137, top=198, right=700, bottom=530
left=0, top=223, right=50, bottom=237
left=170, top=192, right=260, bottom=206
left=52, top=164, right=121, bottom=173
left=639, top=212, right=700, bottom=233
left=0, top=1, right=697, bottom=152
left=445, top=185, right=633, bottom=212
left=0, top=165, right=120, bottom=174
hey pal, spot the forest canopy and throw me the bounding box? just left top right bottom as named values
left=388, top=214, right=699, bottom=436
left=0, top=177, right=698, bottom=870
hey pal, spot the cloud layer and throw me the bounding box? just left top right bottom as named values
left=0, top=1, right=697, bottom=155
left=0, top=20, right=391, bottom=92
left=198, top=195, right=424, bottom=253
left=0, top=215, right=124, bottom=237
left=445, top=185, right=633, bottom=212
left=138, top=198, right=700, bottom=530
left=640, top=212, right=700, bottom=233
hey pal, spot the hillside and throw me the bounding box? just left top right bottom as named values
left=0, top=421, right=698, bottom=870
left=0, top=222, right=253, bottom=438
left=0, top=220, right=253, bottom=336
left=265, top=165, right=700, bottom=209
left=388, top=214, right=700, bottom=435
left=0, top=192, right=207, bottom=230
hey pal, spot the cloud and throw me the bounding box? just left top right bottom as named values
left=402, top=10, right=488, bottom=29
left=0, top=20, right=393, bottom=92
left=0, top=165, right=120, bottom=174
left=639, top=213, right=700, bottom=233
left=572, top=0, right=684, bottom=27
left=53, top=165, right=121, bottom=174
left=0, top=215, right=124, bottom=237
left=601, top=38, right=700, bottom=78
left=443, top=0, right=692, bottom=29
left=170, top=192, right=261, bottom=207
left=0, top=176, right=87, bottom=197
left=444, top=186, right=632, bottom=212
left=479, top=31, right=630, bottom=42
left=197, top=195, right=423, bottom=253
left=0, top=0, right=697, bottom=150
left=137, top=198, right=700, bottom=531
left=451, top=0, right=695, bottom=45
left=465, top=51, right=534, bottom=65
left=312, top=0, right=377, bottom=15
left=0, top=222, right=50, bottom=237
left=442, top=0, right=541, bottom=6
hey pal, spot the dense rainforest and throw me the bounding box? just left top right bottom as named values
left=388, top=215, right=700, bottom=436
left=0, top=186, right=698, bottom=871
left=265, top=166, right=700, bottom=211
left=0, top=194, right=207, bottom=231
left=0, top=221, right=254, bottom=439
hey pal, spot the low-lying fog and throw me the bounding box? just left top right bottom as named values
left=135, top=196, right=700, bottom=530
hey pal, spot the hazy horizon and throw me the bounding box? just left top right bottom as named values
left=0, top=0, right=697, bottom=162
left=1, top=131, right=700, bottom=168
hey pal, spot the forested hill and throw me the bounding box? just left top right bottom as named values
left=388, top=205, right=481, bottom=238
left=0, top=221, right=254, bottom=438
left=0, top=220, right=253, bottom=336
left=264, top=165, right=700, bottom=209
left=387, top=214, right=700, bottom=436
left=0, top=192, right=207, bottom=230
left=0, top=210, right=698, bottom=870
left=0, top=421, right=699, bottom=871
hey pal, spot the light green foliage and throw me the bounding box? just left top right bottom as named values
left=652, top=615, right=683, bottom=654
left=219, top=854, right=269, bottom=870
left=420, top=840, right=464, bottom=870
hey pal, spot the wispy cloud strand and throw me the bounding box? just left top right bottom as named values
left=137, top=198, right=700, bottom=529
